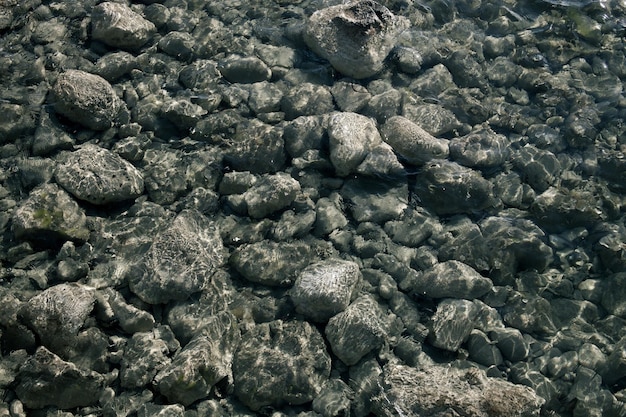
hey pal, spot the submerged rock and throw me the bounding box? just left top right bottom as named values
left=304, top=0, right=410, bottom=79
left=242, top=172, right=301, bottom=218
left=328, top=112, right=381, bottom=177
left=429, top=298, right=479, bottom=352
left=406, top=260, right=493, bottom=300
left=381, top=115, right=449, bottom=166
left=91, top=2, right=155, bottom=51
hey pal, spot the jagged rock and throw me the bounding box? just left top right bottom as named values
left=467, top=329, right=504, bottom=367
left=15, top=346, right=105, bottom=409
left=233, top=320, right=331, bottom=411
left=158, top=31, right=195, bottom=62
left=218, top=55, right=272, bottom=84
left=428, top=298, right=479, bottom=351
left=406, top=260, right=493, bottom=300
left=355, top=142, right=405, bottom=178
left=331, top=81, right=372, bottom=112
left=502, top=294, right=557, bottom=336
left=511, top=145, right=561, bottom=193
left=242, top=172, right=301, bottom=218
left=328, top=112, right=381, bottom=176
left=91, top=2, right=155, bottom=50
left=601, top=272, right=626, bottom=319
left=384, top=209, right=441, bottom=247
left=381, top=115, right=449, bottom=166
left=248, top=81, right=284, bottom=114
left=290, top=259, right=361, bottom=322
left=325, top=295, right=388, bottom=366
left=129, top=210, right=224, bottom=304
left=54, top=145, right=144, bottom=205
left=12, top=183, right=90, bottom=246
left=449, top=126, right=510, bottom=169
left=341, top=177, right=408, bottom=223
left=312, top=378, right=352, bottom=417
left=314, top=194, right=349, bottom=235
left=137, top=404, right=185, bottom=417
left=161, top=98, right=207, bottom=129
left=120, top=331, right=172, bottom=389
left=51, top=69, right=124, bottom=130
left=224, top=120, right=286, bottom=174
left=96, top=288, right=155, bottom=334
left=101, top=389, right=154, bottom=417
left=283, top=114, right=329, bottom=158
left=303, top=0, right=410, bottom=79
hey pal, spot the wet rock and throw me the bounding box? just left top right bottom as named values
left=94, top=51, right=137, bottom=82
left=406, top=260, right=493, bottom=300
left=32, top=109, right=74, bottom=156
left=467, top=329, right=504, bottom=367
left=325, top=295, right=388, bottom=366
left=445, top=50, right=488, bottom=90
left=158, top=31, right=195, bottom=62
left=449, top=126, right=510, bottom=169
left=502, top=294, right=557, bottom=336
left=156, top=312, right=239, bottom=406
left=429, top=298, right=479, bottom=351
left=489, top=327, right=530, bottom=361
left=129, top=210, right=224, bottom=304
left=510, top=363, right=559, bottom=407
left=312, top=378, right=352, bottom=417
left=402, top=103, right=463, bottom=137
left=233, top=320, right=331, bottom=411
left=290, top=259, right=361, bottom=322
left=314, top=194, right=349, bottom=235
left=328, top=112, right=381, bottom=176
left=413, top=160, right=496, bottom=215
left=330, top=81, right=372, bottom=113
left=54, top=145, right=144, bottom=205
left=242, top=172, right=301, bottom=218
left=601, top=273, right=626, bottom=319
left=511, top=145, right=561, bottom=193
left=91, top=2, right=156, bottom=51
left=52, top=69, right=124, bottom=130
left=12, top=183, right=90, bottom=246
left=410, top=64, right=456, bottom=97
left=96, top=288, right=155, bottom=334
left=304, top=0, right=410, bottom=79
left=161, top=98, right=207, bottom=129
left=381, top=115, right=449, bottom=166
left=341, top=177, right=408, bottom=223
left=15, top=346, right=105, bottom=409
left=248, top=81, right=284, bottom=114
left=224, top=120, right=286, bottom=174
left=281, top=83, right=335, bottom=120
left=120, top=331, right=171, bottom=389
left=362, top=88, right=402, bottom=123
left=218, top=55, right=272, bottom=83
left=531, top=185, right=607, bottom=232
left=230, top=240, right=315, bottom=287
left=283, top=114, right=329, bottom=158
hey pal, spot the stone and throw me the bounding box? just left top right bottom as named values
left=449, top=126, right=510, bottom=169
left=96, top=288, right=155, bottom=334
left=161, top=98, right=207, bottom=129
left=312, top=378, right=352, bottom=417
left=52, top=69, right=124, bottom=130
left=94, top=51, right=137, bottom=82
left=330, top=81, right=371, bottom=113
left=247, top=81, right=284, bottom=114
left=280, top=83, right=335, bottom=120
left=129, top=210, right=224, bottom=304
left=233, top=320, right=331, bottom=411
left=325, top=295, right=387, bottom=366
left=242, top=172, right=301, bottom=218
left=384, top=209, right=440, bottom=247
left=601, top=272, right=626, bottom=319
left=429, top=298, right=479, bottom=352
left=120, top=331, right=171, bottom=389
left=341, top=177, right=408, bottom=223
left=355, top=142, right=405, bottom=178
left=531, top=185, right=607, bottom=232
left=467, top=329, right=504, bottom=367
left=380, top=116, right=449, bottom=166
left=230, top=240, right=315, bottom=286
left=224, top=119, right=286, bottom=174
left=303, top=0, right=410, bottom=79
left=15, top=347, right=105, bottom=409
left=12, top=183, right=90, bottom=246
left=137, top=404, right=184, bottom=417
left=328, top=112, right=382, bottom=176
left=489, top=327, right=530, bottom=362
left=158, top=31, right=195, bottom=62
left=54, top=145, right=144, bottom=205
left=314, top=194, right=349, bottom=235
left=218, top=55, right=272, bottom=83
left=91, top=2, right=156, bottom=50
left=290, top=259, right=361, bottom=322
left=511, top=145, right=561, bottom=193
left=402, top=103, right=463, bottom=137
left=407, top=260, right=493, bottom=299
left=283, top=114, right=329, bottom=158
left=502, top=294, right=557, bottom=336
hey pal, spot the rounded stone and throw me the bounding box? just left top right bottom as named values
left=91, top=2, right=155, bottom=51
left=381, top=115, right=449, bottom=166
left=328, top=112, right=381, bottom=176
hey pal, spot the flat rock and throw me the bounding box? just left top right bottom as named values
left=402, top=103, right=463, bottom=137
left=54, top=145, right=144, bottom=205
left=233, top=320, right=331, bottom=411
left=242, top=172, right=301, bottom=218
left=428, top=298, right=479, bottom=351
left=381, top=116, right=449, bottom=166
left=129, top=210, right=224, bottom=304
left=304, top=0, right=410, bottom=79
left=290, top=259, right=361, bottom=322
left=12, top=182, right=90, bottom=246
left=328, top=112, right=382, bottom=176
left=407, top=260, right=493, bottom=299
left=52, top=69, right=124, bottom=130
left=91, top=2, right=155, bottom=51
left=341, top=177, right=408, bottom=223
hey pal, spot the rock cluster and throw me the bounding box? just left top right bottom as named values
left=0, top=0, right=625, bottom=416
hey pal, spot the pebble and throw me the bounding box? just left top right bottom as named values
left=91, top=2, right=155, bottom=51
left=381, top=115, right=449, bottom=166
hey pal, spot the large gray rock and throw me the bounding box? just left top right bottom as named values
left=304, top=0, right=410, bottom=79
left=15, top=347, right=105, bottom=409
left=242, top=172, right=301, bottom=218
left=12, top=183, right=90, bottom=245
left=428, top=298, right=479, bottom=352
left=406, top=260, right=493, bottom=300
left=129, top=210, right=224, bottom=304
left=233, top=320, right=331, bottom=411
left=328, top=112, right=381, bottom=176
left=52, top=69, right=124, bottom=130
left=381, top=115, right=449, bottom=166
left=290, top=259, right=361, bottom=322
left=54, top=145, right=144, bottom=205
left=91, top=2, right=155, bottom=50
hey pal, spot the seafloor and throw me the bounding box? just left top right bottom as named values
left=0, top=0, right=625, bottom=416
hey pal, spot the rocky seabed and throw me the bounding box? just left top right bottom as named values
left=0, top=0, right=625, bottom=416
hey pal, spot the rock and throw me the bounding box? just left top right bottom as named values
left=429, top=298, right=479, bottom=352
left=330, top=81, right=371, bottom=112
left=328, top=112, right=382, bottom=176
left=531, top=185, right=607, bottom=232
left=233, top=320, right=331, bottom=411
left=489, top=327, right=530, bottom=362
left=91, top=2, right=155, bottom=51
left=467, top=329, right=504, bottom=367
left=156, top=312, right=240, bottom=406
left=355, top=142, right=405, bottom=178
left=341, top=177, right=408, bottom=223
left=381, top=116, right=449, bottom=166
left=230, top=240, right=315, bottom=286
left=218, top=55, right=272, bottom=83
left=362, top=88, right=402, bottom=123
left=248, top=81, right=284, bottom=114
left=402, top=103, right=463, bottom=137
left=303, top=0, right=410, bottom=79
left=94, top=51, right=137, bottom=82
left=242, top=172, right=301, bottom=218
left=290, top=259, right=361, bottom=322
left=283, top=114, right=329, bottom=158
left=96, top=288, right=155, bottom=334
left=314, top=194, right=349, bottom=235
left=502, top=294, right=557, bottom=336
left=325, top=295, right=388, bottom=366
left=158, top=31, right=195, bottom=62
left=137, top=404, right=184, bottom=417
left=120, top=331, right=171, bottom=389
left=280, top=82, right=335, bottom=120
left=511, top=145, right=561, bottom=193
left=15, top=347, right=105, bottom=409
left=12, top=183, right=90, bottom=246
left=449, top=126, right=510, bottom=169
left=601, top=272, right=626, bottom=319
left=406, top=260, right=493, bottom=299
left=52, top=69, right=124, bottom=130
left=271, top=208, right=317, bottom=241
left=384, top=209, right=440, bottom=247
left=224, top=120, right=286, bottom=174
left=54, top=145, right=144, bottom=205
left=129, top=210, right=224, bottom=304
left=413, top=160, right=496, bottom=215
left=312, top=378, right=352, bottom=417
left=161, top=98, right=207, bottom=129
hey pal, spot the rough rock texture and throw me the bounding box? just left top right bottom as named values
left=218, top=55, right=272, bottom=83
left=406, top=260, right=493, bottom=299
left=304, top=0, right=410, bottom=79
left=129, top=210, right=224, bottom=304
left=120, top=331, right=171, bottom=389
left=449, top=126, right=510, bottom=168
left=381, top=116, right=450, bottom=166
left=91, top=2, right=156, bottom=51
left=429, top=298, right=479, bottom=351
left=12, top=182, right=90, bottom=245
left=328, top=112, right=381, bottom=176
left=290, top=259, right=361, bottom=322
left=54, top=145, right=144, bottom=205
left=341, top=177, right=408, bottom=223
left=242, top=173, right=301, bottom=218
left=51, top=69, right=124, bottom=130
left=233, top=320, right=331, bottom=411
